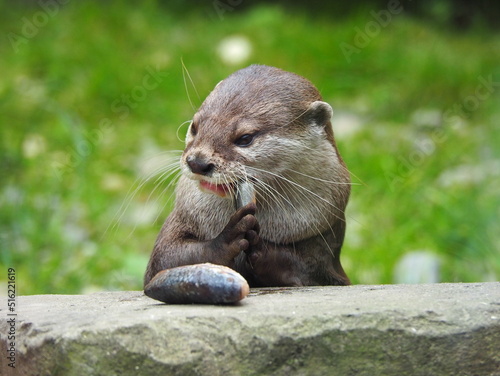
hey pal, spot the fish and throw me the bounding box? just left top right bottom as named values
left=144, top=263, right=249, bottom=304
left=235, top=180, right=256, bottom=210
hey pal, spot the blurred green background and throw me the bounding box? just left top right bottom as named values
left=1, top=0, right=499, bottom=295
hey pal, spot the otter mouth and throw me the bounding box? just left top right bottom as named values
left=199, top=180, right=235, bottom=197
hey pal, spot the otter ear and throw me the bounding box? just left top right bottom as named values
left=304, top=101, right=333, bottom=127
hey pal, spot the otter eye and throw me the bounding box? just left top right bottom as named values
left=190, top=122, right=197, bottom=136
left=235, top=134, right=255, bottom=147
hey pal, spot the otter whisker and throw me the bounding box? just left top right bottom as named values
left=242, top=166, right=289, bottom=213
left=279, top=171, right=338, bottom=256
left=176, top=120, right=193, bottom=143
left=274, top=106, right=310, bottom=132
left=181, top=58, right=201, bottom=111
left=121, top=162, right=182, bottom=240
left=346, top=168, right=368, bottom=187
left=244, top=166, right=337, bottom=256
left=246, top=165, right=346, bottom=223
left=150, top=169, right=183, bottom=226
left=273, top=169, right=337, bottom=254
left=146, top=162, right=183, bottom=209
left=104, top=151, right=182, bottom=238
left=287, top=169, right=359, bottom=185
left=289, top=167, right=364, bottom=230
left=244, top=164, right=346, bottom=256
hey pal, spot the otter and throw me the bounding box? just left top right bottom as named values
left=144, top=64, right=351, bottom=287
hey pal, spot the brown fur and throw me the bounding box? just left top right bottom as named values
left=144, top=65, right=351, bottom=287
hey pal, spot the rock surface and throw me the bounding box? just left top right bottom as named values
left=1, top=283, right=499, bottom=376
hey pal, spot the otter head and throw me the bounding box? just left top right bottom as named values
left=181, top=64, right=344, bottom=202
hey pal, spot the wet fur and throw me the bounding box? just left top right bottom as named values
left=144, top=65, right=351, bottom=287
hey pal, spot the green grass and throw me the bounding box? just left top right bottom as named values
left=1, top=1, right=498, bottom=294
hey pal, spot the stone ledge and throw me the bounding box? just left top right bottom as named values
left=1, top=283, right=499, bottom=376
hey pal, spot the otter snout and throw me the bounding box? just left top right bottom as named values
left=186, top=154, right=215, bottom=176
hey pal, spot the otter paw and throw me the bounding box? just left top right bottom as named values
left=213, top=203, right=260, bottom=261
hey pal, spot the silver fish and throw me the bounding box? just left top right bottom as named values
left=235, top=181, right=256, bottom=210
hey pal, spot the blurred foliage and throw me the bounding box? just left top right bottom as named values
left=0, top=0, right=498, bottom=294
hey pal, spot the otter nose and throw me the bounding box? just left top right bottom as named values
left=186, top=155, right=215, bottom=176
